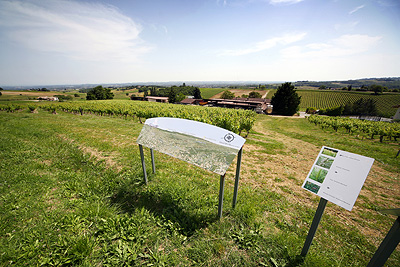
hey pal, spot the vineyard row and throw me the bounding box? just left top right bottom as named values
left=298, top=91, right=400, bottom=117
left=307, top=115, right=400, bottom=142
left=0, top=101, right=257, bottom=136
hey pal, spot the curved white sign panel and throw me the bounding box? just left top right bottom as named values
left=137, top=117, right=246, bottom=175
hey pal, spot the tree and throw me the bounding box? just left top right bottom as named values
left=86, top=86, right=114, bottom=100
left=221, top=90, right=235, bottom=99
left=150, top=87, right=157, bottom=96
left=370, top=84, right=384, bottom=95
left=270, top=82, right=301, bottom=116
left=176, top=93, right=185, bottom=103
left=249, top=91, right=262, bottom=98
left=168, top=88, right=177, bottom=103
left=193, top=87, right=202, bottom=99
left=352, top=98, right=377, bottom=115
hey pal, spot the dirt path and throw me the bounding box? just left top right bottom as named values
left=261, top=91, right=269, bottom=98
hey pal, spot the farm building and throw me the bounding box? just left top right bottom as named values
left=130, top=95, right=272, bottom=113
left=146, top=96, right=169, bottom=103
left=207, top=98, right=272, bottom=114
left=180, top=98, right=207, bottom=105
left=130, top=96, right=169, bottom=103
left=37, top=96, right=59, bottom=101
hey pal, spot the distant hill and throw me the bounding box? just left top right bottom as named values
left=3, top=77, right=400, bottom=91
left=294, top=77, right=400, bottom=90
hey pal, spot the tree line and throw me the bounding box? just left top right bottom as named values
left=145, top=84, right=202, bottom=103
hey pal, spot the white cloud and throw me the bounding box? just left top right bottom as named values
left=334, top=21, right=359, bottom=31
left=219, top=0, right=303, bottom=6
left=219, top=32, right=307, bottom=56
left=0, top=0, right=152, bottom=62
left=216, top=0, right=228, bottom=6
left=281, top=34, right=382, bottom=59
left=349, top=5, right=365, bottom=15
left=377, top=0, right=400, bottom=7
left=269, top=0, right=304, bottom=5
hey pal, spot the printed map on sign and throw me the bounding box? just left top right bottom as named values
left=302, top=146, right=374, bottom=211
left=136, top=117, right=246, bottom=175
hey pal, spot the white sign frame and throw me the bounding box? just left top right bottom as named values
left=136, top=117, right=246, bottom=218
left=302, top=146, right=374, bottom=211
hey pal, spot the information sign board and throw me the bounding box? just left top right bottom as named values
left=137, top=117, right=246, bottom=175
left=302, top=146, right=374, bottom=211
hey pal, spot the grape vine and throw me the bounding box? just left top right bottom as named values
left=307, top=115, right=400, bottom=142
left=33, top=101, right=257, bottom=136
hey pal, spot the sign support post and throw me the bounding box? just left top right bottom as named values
left=232, top=147, right=243, bottom=209
left=301, top=198, right=328, bottom=257
left=367, top=209, right=400, bottom=267
left=218, top=174, right=225, bottom=219
left=300, top=146, right=374, bottom=257
left=139, top=144, right=148, bottom=184
left=150, top=149, right=156, bottom=174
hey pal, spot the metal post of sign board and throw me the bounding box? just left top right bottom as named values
left=150, top=149, right=156, bottom=174
left=218, top=174, right=225, bottom=219
left=301, top=198, right=328, bottom=257
left=232, top=147, right=243, bottom=209
left=138, top=144, right=148, bottom=184
left=367, top=210, right=400, bottom=267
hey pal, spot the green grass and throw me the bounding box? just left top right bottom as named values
left=259, top=115, right=400, bottom=172
left=0, top=90, right=85, bottom=102
left=0, top=109, right=399, bottom=266
left=200, top=88, right=226, bottom=99
left=111, top=89, right=138, bottom=100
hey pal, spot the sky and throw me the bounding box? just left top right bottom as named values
left=0, top=0, right=399, bottom=86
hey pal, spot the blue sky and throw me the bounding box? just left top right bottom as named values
left=0, top=0, right=399, bottom=86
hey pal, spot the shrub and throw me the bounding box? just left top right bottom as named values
left=54, top=95, right=73, bottom=101
left=221, top=90, right=235, bottom=99
left=306, top=107, right=317, bottom=114
left=319, top=106, right=344, bottom=116
left=249, top=91, right=262, bottom=98
left=86, top=86, right=114, bottom=100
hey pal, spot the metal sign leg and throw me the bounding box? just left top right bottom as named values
left=218, top=174, right=225, bottom=219
left=301, top=198, right=328, bottom=257
left=150, top=148, right=156, bottom=174
left=367, top=216, right=400, bottom=267
left=232, top=147, right=243, bottom=209
left=139, top=144, right=148, bottom=184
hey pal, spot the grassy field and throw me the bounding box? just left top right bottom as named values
left=0, top=90, right=86, bottom=101
left=200, top=88, right=226, bottom=99
left=0, top=108, right=399, bottom=266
